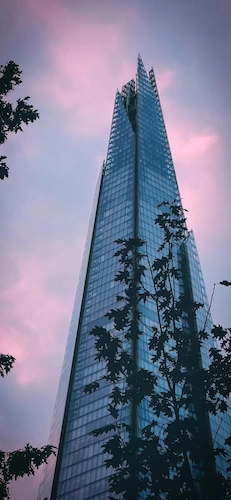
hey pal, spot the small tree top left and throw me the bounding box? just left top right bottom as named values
left=0, top=61, right=39, bottom=180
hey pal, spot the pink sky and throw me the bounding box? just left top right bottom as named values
left=1, top=1, right=231, bottom=499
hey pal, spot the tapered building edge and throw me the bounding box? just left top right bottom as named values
left=38, top=56, right=231, bottom=500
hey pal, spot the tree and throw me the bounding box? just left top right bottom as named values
left=0, top=355, right=56, bottom=500
left=84, top=237, right=156, bottom=499
left=0, top=60, right=39, bottom=180
left=84, top=200, right=231, bottom=500
left=0, top=61, right=52, bottom=499
left=0, top=355, right=15, bottom=378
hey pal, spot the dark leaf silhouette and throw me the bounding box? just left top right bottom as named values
left=0, top=61, right=39, bottom=179
left=0, top=353, right=56, bottom=500
left=0, top=354, right=15, bottom=377
left=220, top=281, right=231, bottom=287
left=83, top=381, right=100, bottom=394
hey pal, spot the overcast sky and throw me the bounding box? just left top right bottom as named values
left=1, top=0, right=231, bottom=498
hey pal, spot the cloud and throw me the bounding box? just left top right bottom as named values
left=0, top=189, right=86, bottom=387
left=19, top=0, right=136, bottom=136
left=171, top=132, right=218, bottom=159
left=157, top=70, right=175, bottom=92
left=4, top=0, right=176, bottom=141
left=0, top=250, right=71, bottom=386
left=164, top=116, right=220, bottom=245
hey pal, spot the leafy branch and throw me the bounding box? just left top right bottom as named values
left=84, top=200, right=231, bottom=499
left=0, top=61, right=39, bottom=179
left=0, top=354, right=56, bottom=500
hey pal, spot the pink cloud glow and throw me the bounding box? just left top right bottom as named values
left=8, top=0, right=176, bottom=139
left=21, top=0, right=137, bottom=135
left=170, top=132, right=218, bottom=159
left=157, top=70, right=175, bottom=92
left=164, top=114, right=220, bottom=245
left=0, top=235, right=85, bottom=386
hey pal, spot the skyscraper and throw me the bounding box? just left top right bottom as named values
left=38, top=55, right=230, bottom=500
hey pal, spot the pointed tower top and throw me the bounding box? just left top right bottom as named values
left=137, top=54, right=149, bottom=77
left=137, top=53, right=144, bottom=65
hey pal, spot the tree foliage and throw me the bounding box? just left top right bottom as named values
left=84, top=200, right=231, bottom=499
left=0, top=355, right=56, bottom=500
left=0, top=61, right=51, bottom=500
left=0, top=444, right=55, bottom=500
left=0, top=355, right=15, bottom=378
left=0, top=60, right=39, bottom=179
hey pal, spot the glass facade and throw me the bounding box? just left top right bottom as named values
left=38, top=56, right=230, bottom=500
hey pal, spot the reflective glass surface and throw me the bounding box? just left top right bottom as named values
left=137, top=56, right=181, bottom=434
left=39, top=91, right=135, bottom=500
